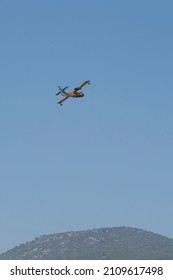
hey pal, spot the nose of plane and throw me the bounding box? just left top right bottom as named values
left=77, top=92, right=84, bottom=97
left=74, top=92, right=84, bottom=98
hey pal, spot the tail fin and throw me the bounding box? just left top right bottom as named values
left=56, top=86, right=69, bottom=96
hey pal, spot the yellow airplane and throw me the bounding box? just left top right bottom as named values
left=56, top=80, right=90, bottom=106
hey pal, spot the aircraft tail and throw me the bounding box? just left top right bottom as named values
left=56, top=86, right=69, bottom=96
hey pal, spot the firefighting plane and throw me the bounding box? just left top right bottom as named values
left=56, top=80, right=90, bottom=106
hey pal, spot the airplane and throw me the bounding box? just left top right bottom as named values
left=56, top=80, right=90, bottom=106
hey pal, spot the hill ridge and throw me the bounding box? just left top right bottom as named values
left=0, top=226, right=173, bottom=260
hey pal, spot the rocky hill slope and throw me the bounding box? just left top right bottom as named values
left=0, top=226, right=173, bottom=259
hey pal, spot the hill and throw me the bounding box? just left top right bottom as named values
left=0, top=226, right=173, bottom=259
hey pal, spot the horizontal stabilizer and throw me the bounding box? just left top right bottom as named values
left=56, top=86, right=69, bottom=95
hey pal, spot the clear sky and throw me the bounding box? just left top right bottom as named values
left=0, top=0, right=173, bottom=253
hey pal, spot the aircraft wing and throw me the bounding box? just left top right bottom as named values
left=74, top=80, right=90, bottom=91
left=58, top=96, right=70, bottom=106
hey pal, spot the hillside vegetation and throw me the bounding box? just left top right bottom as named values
left=0, top=227, right=173, bottom=260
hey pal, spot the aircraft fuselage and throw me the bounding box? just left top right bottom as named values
left=62, top=91, right=84, bottom=98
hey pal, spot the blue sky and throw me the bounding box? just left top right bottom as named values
left=0, top=0, right=173, bottom=253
